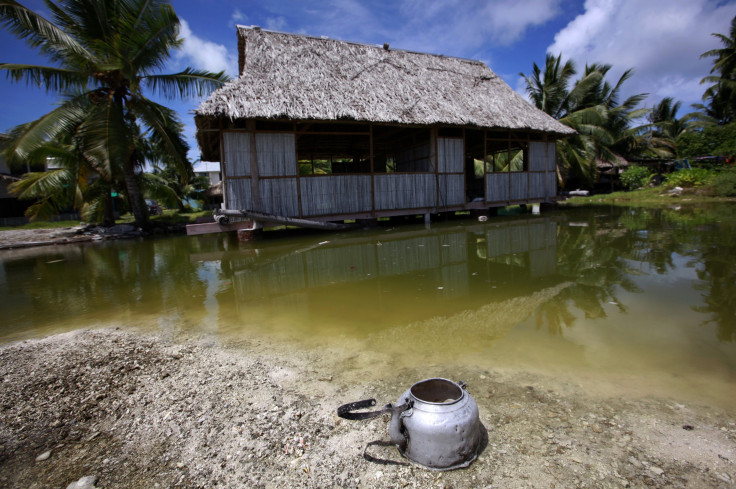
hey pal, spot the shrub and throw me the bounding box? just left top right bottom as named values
left=665, top=168, right=715, bottom=188
left=710, top=167, right=736, bottom=196
left=620, top=165, right=652, bottom=190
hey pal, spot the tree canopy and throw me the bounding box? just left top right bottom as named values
left=0, top=0, right=229, bottom=226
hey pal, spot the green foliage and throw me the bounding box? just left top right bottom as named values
left=699, top=16, right=736, bottom=124
left=521, top=55, right=651, bottom=189
left=710, top=167, right=736, bottom=196
left=0, top=0, right=229, bottom=227
left=620, top=165, right=652, bottom=190
left=676, top=123, right=736, bottom=158
left=0, top=220, right=82, bottom=231
left=665, top=168, right=715, bottom=188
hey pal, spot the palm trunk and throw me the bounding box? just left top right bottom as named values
left=102, top=192, right=115, bottom=227
left=123, top=157, right=151, bottom=229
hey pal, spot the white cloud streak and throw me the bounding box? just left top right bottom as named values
left=231, top=8, right=247, bottom=26
left=547, top=0, right=736, bottom=109
left=176, top=19, right=238, bottom=76
left=299, top=0, right=563, bottom=56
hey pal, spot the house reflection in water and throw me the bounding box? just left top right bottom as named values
left=214, top=217, right=562, bottom=339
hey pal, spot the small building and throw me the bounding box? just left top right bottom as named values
left=193, top=161, right=222, bottom=185
left=195, top=26, right=574, bottom=224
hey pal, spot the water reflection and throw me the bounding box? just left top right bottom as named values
left=212, top=218, right=560, bottom=338
left=1, top=205, right=735, bottom=348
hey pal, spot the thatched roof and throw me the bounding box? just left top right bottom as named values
left=196, top=27, right=574, bottom=149
left=596, top=154, right=629, bottom=175
left=205, top=180, right=222, bottom=198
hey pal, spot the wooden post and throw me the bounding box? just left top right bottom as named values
left=369, top=124, right=375, bottom=215
left=431, top=127, right=439, bottom=212
left=247, top=120, right=262, bottom=210
left=219, top=119, right=226, bottom=208
left=237, top=227, right=263, bottom=242
left=237, top=220, right=263, bottom=242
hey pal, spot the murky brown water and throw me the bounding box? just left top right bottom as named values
left=2, top=205, right=735, bottom=409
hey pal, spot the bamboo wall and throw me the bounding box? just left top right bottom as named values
left=300, top=176, right=372, bottom=215
left=437, top=137, right=465, bottom=206
left=374, top=174, right=436, bottom=210
left=222, top=130, right=558, bottom=219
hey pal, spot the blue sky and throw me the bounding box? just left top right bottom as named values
left=1, top=0, right=735, bottom=162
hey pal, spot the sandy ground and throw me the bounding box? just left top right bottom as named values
left=0, top=227, right=94, bottom=249
left=1, top=328, right=735, bottom=489
left=0, top=224, right=188, bottom=250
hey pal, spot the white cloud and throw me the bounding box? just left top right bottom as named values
left=395, top=0, right=563, bottom=53
left=176, top=19, right=237, bottom=76
left=265, top=16, right=287, bottom=31
left=547, top=0, right=736, bottom=109
left=481, top=0, right=564, bottom=44
left=231, top=9, right=247, bottom=24
left=300, top=0, right=562, bottom=57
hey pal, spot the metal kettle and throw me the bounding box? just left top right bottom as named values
left=338, top=378, right=481, bottom=470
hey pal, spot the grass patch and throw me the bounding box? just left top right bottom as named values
left=560, top=186, right=736, bottom=207
left=1, top=209, right=211, bottom=232
left=0, top=220, right=84, bottom=232
left=562, top=168, right=736, bottom=206
left=116, top=209, right=210, bottom=225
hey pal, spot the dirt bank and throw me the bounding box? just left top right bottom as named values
left=1, top=329, right=734, bottom=489
left=0, top=224, right=186, bottom=250
left=0, top=227, right=94, bottom=249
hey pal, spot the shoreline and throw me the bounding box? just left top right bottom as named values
left=0, top=224, right=187, bottom=251
left=1, top=328, right=734, bottom=488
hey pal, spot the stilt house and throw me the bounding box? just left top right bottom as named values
left=195, top=26, right=574, bottom=223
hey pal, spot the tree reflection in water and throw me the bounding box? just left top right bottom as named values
left=1, top=204, right=735, bottom=345
left=534, top=204, right=736, bottom=343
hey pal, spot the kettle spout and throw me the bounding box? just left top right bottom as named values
left=387, top=402, right=411, bottom=452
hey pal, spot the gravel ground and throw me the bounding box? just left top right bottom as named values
left=1, top=328, right=735, bottom=489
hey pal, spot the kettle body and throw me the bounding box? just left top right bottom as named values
left=338, top=378, right=481, bottom=470
left=390, top=378, right=481, bottom=470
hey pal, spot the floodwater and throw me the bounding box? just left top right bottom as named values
left=1, top=205, right=735, bottom=410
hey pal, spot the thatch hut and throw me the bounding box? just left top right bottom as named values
left=195, top=26, right=574, bottom=225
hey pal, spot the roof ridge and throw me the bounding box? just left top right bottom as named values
left=236, top=24, right=484, bottom=65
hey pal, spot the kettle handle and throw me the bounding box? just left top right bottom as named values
left=387, top=401, right=413, bottom=452
left=337, top=398, right=412, bottom=421
left=337, top=398, right=384, bottom=420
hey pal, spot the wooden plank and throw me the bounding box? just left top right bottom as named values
left=185, top=220, right=255, bottom=236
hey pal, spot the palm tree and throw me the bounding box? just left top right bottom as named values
left=522, top=56, right=608, bottom=186
left=520, top=53, right=577, bottom=119
left=700, top=15, right=736, bottom=124
left=633, top=97, right=694, bottom=157
left=522, top=56, right=649, bottom=187
left=5, top=92, right=120, bottom=224
left=0, top=0, right=229, bottom=227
